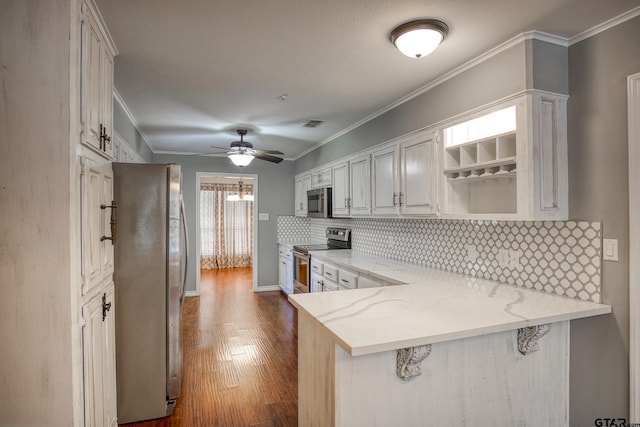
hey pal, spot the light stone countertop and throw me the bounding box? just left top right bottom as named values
left=288, top=249, right=611, bottom=356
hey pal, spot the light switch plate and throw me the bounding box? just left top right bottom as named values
left=498, top=249, right=509, bottom=268
left=258, top=213, right=269, bottom=221
left=603, top=238, right=619, bottom=262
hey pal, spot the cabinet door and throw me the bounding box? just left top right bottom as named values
left=332, top=162, right=350, bottom=216
left=83, top=283, right=117, bottom=427
left=82, top=7, right=103, bottom=151
left=400, top=134, right=438, bottom=215
left=82, top=157, right=114, bottom=295
left=372, top=145, right=399, bottom=216
left=278, top=257, right=287, bottom=290
left=349, top=154, right=371, bottom=216
left=294, top=175, right=311, bottom=216
left=302, top=175, right=311, bottom=212
left=100, top=44, right=114, bottom=157
left=81, top=0, right=115, bottom=159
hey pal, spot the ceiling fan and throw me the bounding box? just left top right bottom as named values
left=207, top=129, right=284, bottom=167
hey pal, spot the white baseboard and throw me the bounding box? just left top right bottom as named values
left=184, top=290, right=198, bottom=298
left=255, top=285, right=282, bottom=292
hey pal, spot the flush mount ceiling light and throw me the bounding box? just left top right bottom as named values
left=390, top=19, right=449, bottom=58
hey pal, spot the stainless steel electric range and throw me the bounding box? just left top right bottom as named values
left=292, top=227, right=351, bottom=293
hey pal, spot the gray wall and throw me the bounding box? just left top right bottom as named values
left=295, top=38, right=568, bottom=174
left=113, top=99, right=154, bottom=162
left=153, top=154, right=295, bottom=293
left=568, top=16, right=640, bottom=425
left=0, top=0, right=76, bottom=424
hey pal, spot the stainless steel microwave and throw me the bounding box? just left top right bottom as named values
left=307, top=188, right=332, bottom=218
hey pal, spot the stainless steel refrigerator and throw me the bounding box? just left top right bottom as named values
left=112, top=163, right=188, bottom=424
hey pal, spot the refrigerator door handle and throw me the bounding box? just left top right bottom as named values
left=180, top=196, right=189, bottom=306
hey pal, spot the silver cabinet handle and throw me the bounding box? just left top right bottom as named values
left=399, top=192, right=404, bottom=206
left=393, top=193, right=397, bottom=207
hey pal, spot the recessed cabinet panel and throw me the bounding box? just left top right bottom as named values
left=349, top=155, right=371, bottom=216
left=332, top=162, right=349, bottom=217
left=81, top=0, right=116, bottom=159
left=81, top=156, right=114, bottom=296
left=372, top=146, right=399, bottom=216
left=82, top=283, right=117, bottom=427
left=294, top=175, right=311, bottom=216
left=400, top=134, right=437, bottom=216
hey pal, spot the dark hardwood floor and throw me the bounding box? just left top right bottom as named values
left=123, top=268, right=298, bottom=427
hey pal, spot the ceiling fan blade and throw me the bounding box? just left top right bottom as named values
left=255, top=153, right=284, bottom=163
left=255, top=149, right=284, bottom=156
left=209, top=145, right=232, bottom=150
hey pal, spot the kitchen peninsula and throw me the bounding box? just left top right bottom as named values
left=289, top=250, right=611, bottom=426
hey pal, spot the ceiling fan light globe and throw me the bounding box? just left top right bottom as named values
left=228, top=152, right=254, bottom=167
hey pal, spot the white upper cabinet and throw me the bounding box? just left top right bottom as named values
left=311, top=167, right=332, bottom=188
left=372, top=145, right=399, bottom=216
left=399, top=132, right=438, bottom=216
left=441, top=92, right=568, bottom=220
left=332, top=155, right=371, bottom=217
left=371, top=131, right=438, bottom=217
left=81, top=0, right=117, bottom=159
left=331, top=162, right=350, bottom=216
left=294, top=174, right=311, bottom=216
left=349, top=154, right=371, bottom=216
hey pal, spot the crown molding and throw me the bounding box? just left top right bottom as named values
left=570, top=6, right=640, bottom=45
left=295, top=31, right=567, bottom=160
left=113, top=88, right=156, bottom=153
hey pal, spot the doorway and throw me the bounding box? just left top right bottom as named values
left=195, top=172, right=258, bottom=295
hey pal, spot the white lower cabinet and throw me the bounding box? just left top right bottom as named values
left=278, top=245, right=293, bottom=294
left=310, top=273, right=324, bottom=293
left=82, top=282, right=117, bottom=427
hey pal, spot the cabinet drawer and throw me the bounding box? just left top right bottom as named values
left=323, top=264, right=338, bottom=282
left=338, top=269, right=357, bottom=289
left=278, top=245, right=293, bottom=260
left=323, top=279, right=339, bottom=292
left=310, top=259, right=324, bottom=275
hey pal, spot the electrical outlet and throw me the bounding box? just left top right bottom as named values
left=508, top=250, right=521, bottom=269
left=465, top=244, right=477, bottom=263
left=498, top=249, right=509, bottom=268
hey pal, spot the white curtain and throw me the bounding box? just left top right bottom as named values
left=200, top=183, right=254, bottom=269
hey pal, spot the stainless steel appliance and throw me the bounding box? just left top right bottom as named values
left=307, top=187, right=332, bottom=218
left=293, top=227, right=351, bottom=293
left=112, top=163, right=188, bottom=424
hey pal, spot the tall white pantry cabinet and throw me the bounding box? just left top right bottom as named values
left=79, top=0, right=118, bottom=426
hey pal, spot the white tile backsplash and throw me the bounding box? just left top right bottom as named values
left=278, top=216, right=602, bottom=303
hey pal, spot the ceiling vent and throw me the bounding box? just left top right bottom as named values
left=303, top=120, right=325, bottom=128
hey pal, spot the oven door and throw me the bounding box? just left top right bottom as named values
left=293, top=251, right=310, bottom=293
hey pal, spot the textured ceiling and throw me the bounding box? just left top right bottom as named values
left=96, top=0, right=640, bottom=159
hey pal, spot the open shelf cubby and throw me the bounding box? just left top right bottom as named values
left=443, top=130, right=518, bottom=216
left=443, top=131, right=517, bottom=180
